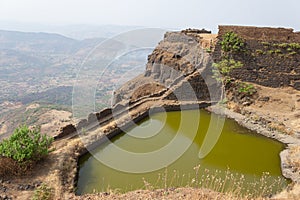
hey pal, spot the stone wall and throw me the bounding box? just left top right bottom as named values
left=218, top=25, right=300, bottom=42
left=163, top=70, right=221, bottom=102
left=214, top=25, right=300, bottom=90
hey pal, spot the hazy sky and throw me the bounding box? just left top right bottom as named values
left=0, top=0, right=299, bottom=32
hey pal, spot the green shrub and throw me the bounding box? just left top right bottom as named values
left=213, top=59, right=243, bottom=83
left=0, top=125, right=53, bottom=163
left=213, top=59, right=243, bottom=76
left=238, top=83, right=256, bottom=95
left=278, top=43, right=288, bottom=48
left=31, top=183, right=53, bottom=200
left=221, top=32, right=245, bottom=53
left=289, top=43, right=300, bottom=49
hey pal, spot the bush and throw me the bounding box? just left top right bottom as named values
left=0, top=125, right=53, bottom=163
left=221, top=32, right=245, bottom=54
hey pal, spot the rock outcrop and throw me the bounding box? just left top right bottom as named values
left=113, top=30, right=222, bottom=106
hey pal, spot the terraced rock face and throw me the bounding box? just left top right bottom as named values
left=113, top=30, right=222, bottom=105
left=214, top=26, right=300, bottom=90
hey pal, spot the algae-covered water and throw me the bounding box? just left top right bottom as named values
left=77, top=110, right=288, bottom=196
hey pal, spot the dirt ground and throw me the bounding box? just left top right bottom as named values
left=0, top=103, right=73, bottom=138
left=246, top=84, right=300, bottom=135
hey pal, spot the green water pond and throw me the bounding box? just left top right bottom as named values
left=77, top=110, right=289, bottom=196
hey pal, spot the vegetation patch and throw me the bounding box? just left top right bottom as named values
left=213, top=31, right=246, bottom=84
left=221, top=31, right=245, bottom=56
left=0, top=125, right=53, bottom=177
left=31, top=183, right=53, bottom=200
left=260, top=42, right=300, bottom=57
left=0, top=125, right=53, bottom=162
left=213, top=59, right=243, bottom=83
left=237, top=82, right=257, bottom=95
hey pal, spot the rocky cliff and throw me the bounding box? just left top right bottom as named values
left=113, top=29, right=222, bottom=106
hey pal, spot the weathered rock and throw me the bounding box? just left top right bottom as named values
left=294, top=81, right=300, bottom=90
left=54, top=124, right=76, bottom=139
left=258, top=96, right=270, bottom=102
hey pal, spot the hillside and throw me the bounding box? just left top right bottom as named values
left=0, top=30, right=108, bottom=137
left=0, top=29, right=106, bottom=103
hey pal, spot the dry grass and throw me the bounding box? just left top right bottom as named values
left=136, top=165, right=287, bottom=200
left=0, top=157, right=35, bottom=178
left=31, top=183, right=54, bottom=200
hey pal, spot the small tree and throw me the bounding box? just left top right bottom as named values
left=0, top=125, right=53, bottom=163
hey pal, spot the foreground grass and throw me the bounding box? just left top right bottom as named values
left=77, top=165, right=289, bottom=200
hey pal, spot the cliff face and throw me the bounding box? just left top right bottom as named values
left=145, top=31, right=222, bottom=102
left=214, top=26, right=300, bottom=90
left=113, top=30, right=221, bottom=105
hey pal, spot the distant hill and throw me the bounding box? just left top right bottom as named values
left=0, top=21, right=141, bottom=40
left=0, top=30, right=106, bottom=106
left=0, top=29, right=106, bottom=53
left=0, top=30, right=77, bottom=53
